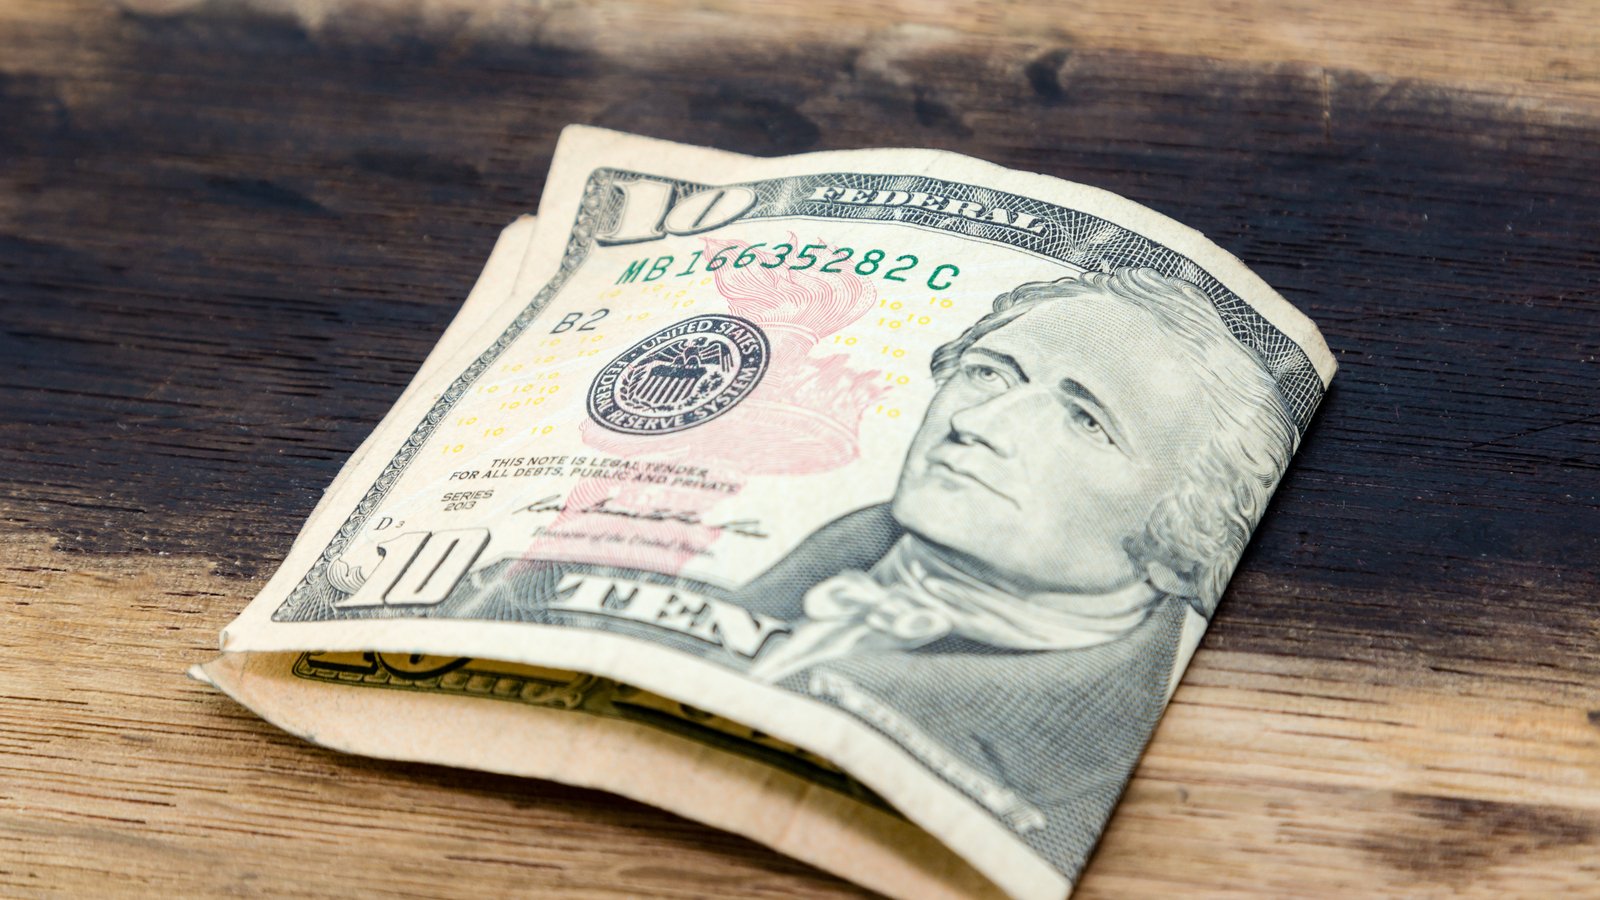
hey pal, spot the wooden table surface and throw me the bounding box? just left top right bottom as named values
left=3, top=1, right=1597, bottom=896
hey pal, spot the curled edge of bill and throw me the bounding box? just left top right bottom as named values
left=194, top=651, right=1002, bottom=900
left=200, top=127, right=1342, bottom=900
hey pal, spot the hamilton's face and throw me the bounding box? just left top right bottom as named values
left=891, top=294, right=1218, bottom=596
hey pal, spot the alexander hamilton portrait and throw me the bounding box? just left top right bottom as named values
left=737, top=266, right=1300, bottom=874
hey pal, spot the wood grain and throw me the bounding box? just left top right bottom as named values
left=2, top=0, right=1597, bottom=896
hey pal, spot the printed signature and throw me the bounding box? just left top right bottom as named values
left=516, top=494, right=768, bottom=538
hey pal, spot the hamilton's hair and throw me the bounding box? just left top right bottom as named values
left=929, top=267, right=1299, bottom=617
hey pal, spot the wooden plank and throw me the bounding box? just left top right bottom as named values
left=95, top=0, right=1600, bottom=114
left=2, top=1, right=1597, bottom=896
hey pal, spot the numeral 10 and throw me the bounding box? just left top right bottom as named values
left=597, top=178, right=759, bottom=246
left=878, top=314, right=932, bottom=329
left=332, top=528, right=490, bottom=609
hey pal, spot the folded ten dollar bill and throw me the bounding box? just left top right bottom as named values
left=197, top=125, right=1336, bottom=900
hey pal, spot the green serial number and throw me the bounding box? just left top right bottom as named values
left=616, top=243, right=960, bottom=291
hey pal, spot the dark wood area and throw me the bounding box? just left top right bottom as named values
left=3, top=1, right=1597, bottom=896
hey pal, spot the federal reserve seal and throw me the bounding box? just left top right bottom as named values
left=588, top=314, right=770, bottom=435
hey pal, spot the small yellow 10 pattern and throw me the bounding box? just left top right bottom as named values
left=437, top=278, right=714, bottom=458
left=832, top=295, right=959, bottom=421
